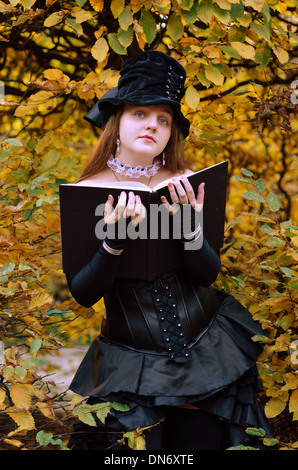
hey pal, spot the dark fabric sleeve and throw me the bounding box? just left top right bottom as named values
left=66, top=239, right=126, bottom=308
left=182, top=237, right=221, bottom=287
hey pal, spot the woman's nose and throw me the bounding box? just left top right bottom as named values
left=145, top=114, right=158, bottom=130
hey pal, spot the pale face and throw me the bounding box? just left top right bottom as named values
left=117, top=104, right=173, bottom=165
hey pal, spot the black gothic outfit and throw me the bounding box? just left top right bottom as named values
left=65, top=50, right=271, bottom=450
left=66, top=237, right=272, bottom=450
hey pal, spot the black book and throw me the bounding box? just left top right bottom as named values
left=59, top=160, right=228, bottom=280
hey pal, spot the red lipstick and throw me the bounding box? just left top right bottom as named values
left=140, top=135, right=156, bottom=142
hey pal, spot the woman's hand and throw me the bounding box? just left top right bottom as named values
left=104, top=191, right=146, bottom=228
left=160, top=176, right=205, bottom=214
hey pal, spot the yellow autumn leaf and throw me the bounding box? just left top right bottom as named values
left=3, top=438, right=23, bottom=448
left=276, top=0, right=287, bottom=14
left=0, top=388, right=6, bottom=407
left=265, top=397, right=287, bottom=418
left=74, top=10, right=93, bottom=24
left=43, top=68, right=64, bottom=81
left=282, top=373, right=298, bottom=391
left=134, top=434, right=146, bottom=450
left=14, top=103, right=37, bottom=117
left=289, top=389, right=298, bottom=413
left=28, top=292, right=55, bottom=312
left=28, top=90, right=54, bottom=103
left=204, top=64, right=224, bottom=86
left=185, top=85, right=200, bottom=111
left=231, top=42, right=255, bottom=60
left=214, top=0, right=231, bottom=9
left=273, top=45, right=289, bottom=64
left=203, top=45, right=222, bottom=59
left=36, top=401, right=55, bottom=419
left=243, top=0, right=265, bottom=12
left=111, top=0, right=125, bottom=18
left=44, top=12, right=63, bottom=28
left=89, top=0, right=104, bottom=12
left=10, top=384, right=31, bottom=410
left=6, top=408, right=35, bottom=431
left=91, top=37, right=109, bottom=63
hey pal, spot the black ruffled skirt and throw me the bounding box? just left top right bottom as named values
left=68, top=290, right=272, bottom=449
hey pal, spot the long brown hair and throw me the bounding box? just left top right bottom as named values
left=77, top=106, right=187, bottom=182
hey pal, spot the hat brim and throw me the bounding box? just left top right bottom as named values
left=84, top=88, right=190, bottom=139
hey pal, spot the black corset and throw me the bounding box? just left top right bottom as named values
left=101, top=270, right=219, bottom=363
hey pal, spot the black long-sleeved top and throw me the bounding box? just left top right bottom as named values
left=66, top=237, right=221, bottom=308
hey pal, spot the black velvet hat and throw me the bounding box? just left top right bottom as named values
left=84, top=51, right=190, bottom=139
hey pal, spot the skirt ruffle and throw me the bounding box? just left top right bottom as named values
left=69, top=291, right=272, bottom=448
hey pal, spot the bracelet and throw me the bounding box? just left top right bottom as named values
left=102, top=240, right=124, bottom=256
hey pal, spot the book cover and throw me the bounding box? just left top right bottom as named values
left=59, top=160, right=228, bottom=280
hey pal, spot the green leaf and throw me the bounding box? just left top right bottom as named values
left=167, top=12, right=184, bottom=41
left=267, top=191, right=280, bottom=212
left=213, top=3, right=231, bottom=24
left=108, top=33, right=127, bottom=55
left=255, top=178, right=266, bottom=191
left=0, top=262, right=15, bottom=276
left=36, top=430, right=53, bottom=446
left=5, top=138, right=23, bottom=147
left=75, top=0, right=87, bottom=6
left=182, top=1, right=199, bottom=24
left=73, top=405, right=97, bottom=426
left=264, top=236, right=284, bottom=248
left=139, top=11, right=157, bottom=44
left=251, top=21, right=271, bottom=42
left=280, top=267, right=292, bottom=277
left=94, top=403, right=111, bottom=424
left=181, top=0, right=194, bottom=10
left=242, top=191, right=266, bottom=203
left=66, top=18, right=83, bottom=36
left=119, top=5, right=133, bottom=31
left=110, top=402, right=130, bottom=411
left=241, top=167, right=254, bottom=177
left=261, top=224, right=275, bottom=234
left=118, top=26, right=133, bottom=48
left=233, top=175, right=252, bottom=184
left=255, top=42, right=272, bottom=69
left=262, top=438, right=279, bottom=447
left=30, top=338, right=42, bottom=355
left=197, top=0, right=215, bottom=24
left=245, top=427, right=266, bottom=437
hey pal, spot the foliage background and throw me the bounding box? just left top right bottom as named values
left=0, top=0, right=297, bottom=450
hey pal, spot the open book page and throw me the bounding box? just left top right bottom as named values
left=67, top=161, right=226, bottom=192
left=73, top=180, right=151, bottom=190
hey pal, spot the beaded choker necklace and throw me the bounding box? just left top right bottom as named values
left=107, top=155, right=160, bottom=179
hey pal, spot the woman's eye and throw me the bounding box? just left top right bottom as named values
left=135, top=111, right=144, bottom=118
left=159, top=117, right=169, bottom=125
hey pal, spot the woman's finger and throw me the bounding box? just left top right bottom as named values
left=195, top=182, right=205, bottom=212
left=170, top=178, right=188, bottom=205
left=104, top=194, right=115, bottom=223
left=114, top=191, right=127, bottom=220
left=122, top=191, right=136, bottom=218
left=180, top=175, right=197, bottom=207
left=160, top=195, right=181, bottom=215
left=131, top=197, right=146, bottom=227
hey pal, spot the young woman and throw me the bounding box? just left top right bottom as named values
left=65, top=51, right=272, bottom=450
